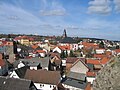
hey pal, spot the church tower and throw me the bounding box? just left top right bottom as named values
left=62, top=29, right=67, bottom=38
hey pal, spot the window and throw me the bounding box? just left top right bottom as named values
left=40, top=84, right=42, bottom=88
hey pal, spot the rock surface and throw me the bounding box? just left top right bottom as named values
left=93, top=57, right=120, bottom=90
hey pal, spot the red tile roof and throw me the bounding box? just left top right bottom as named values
left=36, top=50, right=45, bottom=53
left=94, top=54, right=107, bottom=59
left=114, top=49, right=120, bottom=53
left=82, top=42, right=99, bottom=49
left=86, top=72, right=96, bottom=77
left=14, top=36, right=34, bottom=41
left=66, top=57, right=79, bottom=64
left=86, top=57, right=110, bottom=65
left=105, top=51, right=112, bottom=56
left=101, top=57, right=110, bottom=65
left=58, top=46, right=70, bottom=50
left=86, top=59, right=100, bottom=65
left=31, top=44, right=39, bottom=49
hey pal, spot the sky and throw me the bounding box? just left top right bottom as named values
left=0, top=0, right=120, bottom=40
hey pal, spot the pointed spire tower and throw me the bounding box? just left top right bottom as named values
left=62, top=29, right=67, bottom=38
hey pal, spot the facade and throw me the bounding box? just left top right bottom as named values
left=53, top=46, right=70, bottom=55
left=95, top=49, right=105, bottom=54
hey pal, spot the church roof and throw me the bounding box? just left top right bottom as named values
left=60, top=37, right=77, bottom=44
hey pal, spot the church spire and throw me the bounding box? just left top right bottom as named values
left=62, top=29, right=67, bottom=38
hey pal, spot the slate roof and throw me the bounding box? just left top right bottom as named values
left=60, top=37, right=77, bottom=44
left=0, top=76, right=35, bottom=90
left=15, top=66, right=29, bottom=78
left=24, top=69, right=61, bottom=85
left=63, top=78, right=87, bottom=89
left=28, top=62, right=41, bottom=67
left=67, top=71, right=86, bottom=81
left=86, top=72, right=96, bottom=77
left=87, top=64, right=94, bottom=71
left=13, top=57, right=49, bottom=69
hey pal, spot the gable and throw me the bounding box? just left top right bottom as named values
left=18, top=62, right=25, bottom=68
left=10, top=71, right=19, bottom=78
left=70, top=60, right=89, bottom=74
left=53, top=47, right=61, bottom=53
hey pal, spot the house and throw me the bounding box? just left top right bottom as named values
left=66, top=57, right=86, bottom=72
left=113, top=49, right=120, bottom=56
left=0, top=76, right=37, bottom=90
left=35, top=50, right=46, bottom=58
left=24, top=69, right=61, bottom=90
left=69, top=59, right=89, bottom=81
left=38, top=42, right=50, bottom=52
left=49, top=55, right=62, bottom=71
left=86, top=59, right=101, bottom=65
left=62, top=77, right=87, bottom=90
left=0, top=54, right=8, bottom=76
left=95, top=49, right=105, bottom=54
left=49, top=53, right=65, bottom=73
left=86, top=72, right=96, bottom=84
left=63, top=59, right=89, bottom=90
left=59, top=37, right=78, bottom=51
left=66, top=57, right=79, bottom=72
left=10, top=66, right=29, bottom=79
left=13, top=57, right=49, bottom=70
left=82, top=42, right=99, bottom=49
left=86, top=59, right=102, bottom=71
left=53, top=46, right=70, bottom=55
left=14, top=36, right=34, bottom=46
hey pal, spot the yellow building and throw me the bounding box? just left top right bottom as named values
left=15, top=36, right=34, bottom=46
left=20, top=38, right=30, bottom=46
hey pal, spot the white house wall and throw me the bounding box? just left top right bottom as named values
left=34, top=83, right=57, bottom=90
left=87, top=77, right=95, bottom=84
left=30, top=66, right=37, bottom=70
left=63, top=84, right=83, bottom=90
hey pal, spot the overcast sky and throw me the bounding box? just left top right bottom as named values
left=0, top=0, right=120, bottom=40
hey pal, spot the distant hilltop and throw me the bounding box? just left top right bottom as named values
left=0, top=33, right=120, bottom=42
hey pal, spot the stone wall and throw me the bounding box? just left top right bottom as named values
left=93, top=57, right=120, bottom=90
